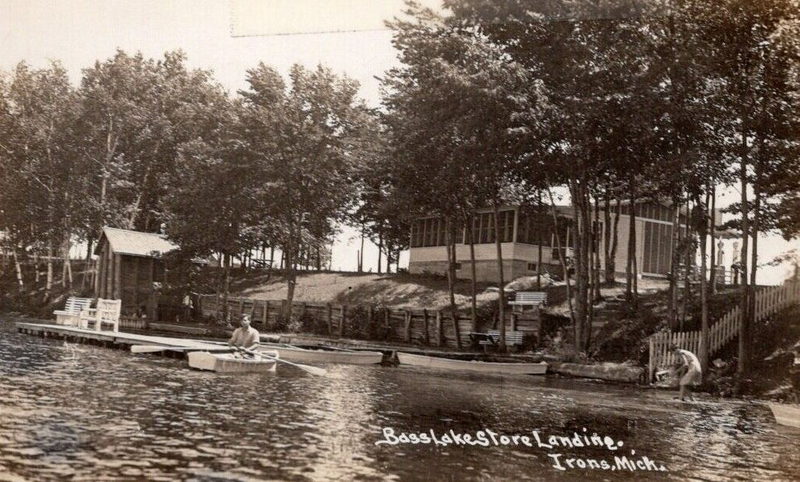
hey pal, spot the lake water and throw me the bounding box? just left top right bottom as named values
left=1, top=319, right=798, bottom=481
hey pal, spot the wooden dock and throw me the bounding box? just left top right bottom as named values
left=15, top=322, right=225, bottom=355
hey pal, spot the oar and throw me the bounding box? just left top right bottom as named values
left=131, top=344, right=233, bottom=354
left=236, top=346, right=328, bottom=377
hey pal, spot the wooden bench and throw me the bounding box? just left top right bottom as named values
left=509, top=291, right=547, bottom=313
left=470, top=330, right=525, bottom=351
left=79, top=298, right=122, bottom=332
left=54, top=297, right=93, bottom=326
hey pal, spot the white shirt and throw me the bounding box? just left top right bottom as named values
left=677, top=349, right=702, bottom=372
left=229, top=325, right=260, bottom=348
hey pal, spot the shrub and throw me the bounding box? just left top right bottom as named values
left=299, top=310, right=329, bottom=335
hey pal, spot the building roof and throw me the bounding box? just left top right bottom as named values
left=95, top=227, right=179, bottom=258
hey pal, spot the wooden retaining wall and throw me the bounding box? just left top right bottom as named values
left=195, top=294, right=542, bottom=349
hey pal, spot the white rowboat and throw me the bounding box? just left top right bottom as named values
left=188, top=350, right=279, bottom=373
left=257, top=343, right=383, bottom=365
left=767, top=402, right=800, bottom=429
left=397, top=352, right=548, bottom=375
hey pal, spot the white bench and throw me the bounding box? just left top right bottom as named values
left=79, top=298, right=122, bottom=332
left=54, top=297, right=93, bottom=326
left=509, top=291, right=547, bottom=312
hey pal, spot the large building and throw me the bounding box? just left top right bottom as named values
left=408, top=201, right=717, bottom=283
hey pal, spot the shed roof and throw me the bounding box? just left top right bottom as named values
left=95, top=227, right=179, bottom=258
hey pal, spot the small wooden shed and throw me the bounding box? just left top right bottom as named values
left=94, top=227, right=178, bottom=320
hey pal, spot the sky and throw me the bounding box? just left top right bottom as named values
left=1, top=0, right=411, bottom=273
left=2, top=0, right=797, bottom=283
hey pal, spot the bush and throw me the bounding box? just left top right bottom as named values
left=299, top=310, right=329, bottom=335
left=343, top=306, right=391, bottom=340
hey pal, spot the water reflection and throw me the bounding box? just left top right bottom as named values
left=0, top=320, right=798, bottom=481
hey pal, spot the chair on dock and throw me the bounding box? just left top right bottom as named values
left=54, top=297, right=93, bottom=326
left=509, top=291, right=547, bottom=313
left=79, top=298, right=122, bottom=332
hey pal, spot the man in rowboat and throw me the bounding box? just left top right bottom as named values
left=671, top=344, right=702, bottom=402
left=229, top=314, right=260, bottom=354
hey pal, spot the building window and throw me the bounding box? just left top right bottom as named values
left=454, top=262, right=462, bottom=270
left=527, top=262, right=537, bottom=271
left=412, top=210, right=515, bottom=248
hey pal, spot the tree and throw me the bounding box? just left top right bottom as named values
left=705, top=0, right=800, bottom=374
left=0, top=61, right=81, bottom=299
left=383, top=4, right=538, bottom=348
left=240, top=63, right=366, bottom=320
left=78, top=50, right=225, bottom=240
left=161, top=97, right=260, bottom=322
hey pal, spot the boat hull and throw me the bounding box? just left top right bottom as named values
left=188, top=351, right=279, bottom=373
left=257, top=344, right=383, bottom=365
left=397, top=352, right=547, bottom=375
left=768, top=402, right=800, bottom=429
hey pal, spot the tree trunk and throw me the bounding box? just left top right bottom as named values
left=13, top=250, right=23, bottom=288
left=709, top=187, right=717, bottom=293
left=284, top=243, right=296, bottom=321
left=547, top=187, right=576, bottom=327
left=668, top=202, right=681, bottom=328
left=609, top=198, right=621, bottom=283
left=467, top=217, right=478, bottom=332
left=222, top=252, right=231, bottom=322
left=603, top=193, right=613, bottom=284
left=593, top=194, right=602, bottom=300
left=359, top=224, right=365, bottom=273
left=681, top=200, right=692, bottom=330
left=492, top=203, right=507, bottom=352
left=83, top=238, right=94, bottom=291
left=377, top=230, right=383, bottom=275
left=625, top=178, right=638, bottom=307
left=445, top=218, right=461, bottom=349
left=749, top=157, right=761, bottom=354
left=738, top=130, right=750, bottom=376
left=45, top=243, right=54, bottom=301
left=62, top=234, right=72, bottom=288
left=568, top=179, right=590, bottom=353
left=699, top=198, right=709, bottom=374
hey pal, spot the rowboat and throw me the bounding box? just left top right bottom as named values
left=397, top=352, right=548, bottom=375
left=767, top=402, right=800, bottom=429
left=187, top=350, right=279, bottom=373
left=257, top=343, right=383, bottom=365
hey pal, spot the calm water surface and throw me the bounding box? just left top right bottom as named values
left=1, top=319, right=798, bottom=481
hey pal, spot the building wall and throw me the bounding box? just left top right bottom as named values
left=409, top=258, right=555, bottom=283
left=120, top=255, right=157, bottom=317
left=95, top=244, right=161, bottom=319
left=408, top=208, right=678, bottom=283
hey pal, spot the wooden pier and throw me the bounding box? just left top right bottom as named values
left=15, top=321, right=225, bottom=355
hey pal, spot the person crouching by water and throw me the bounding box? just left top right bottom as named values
left=229, top=314, right=260, bottom=354
left=671, top=344, right=702, bottom=401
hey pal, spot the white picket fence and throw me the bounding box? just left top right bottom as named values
left=648, top=278, right=800, bottom=382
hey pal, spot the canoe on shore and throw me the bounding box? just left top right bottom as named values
left=397, top=352, right=548, bottom=375
left=256, top=343, right=383, bottom=365
left=188, top=350, right=279, bottom=373
left=767, top=402, right=800, bottom=429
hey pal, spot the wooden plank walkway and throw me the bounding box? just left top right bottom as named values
left=15, top=322, right=224, bottom=352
